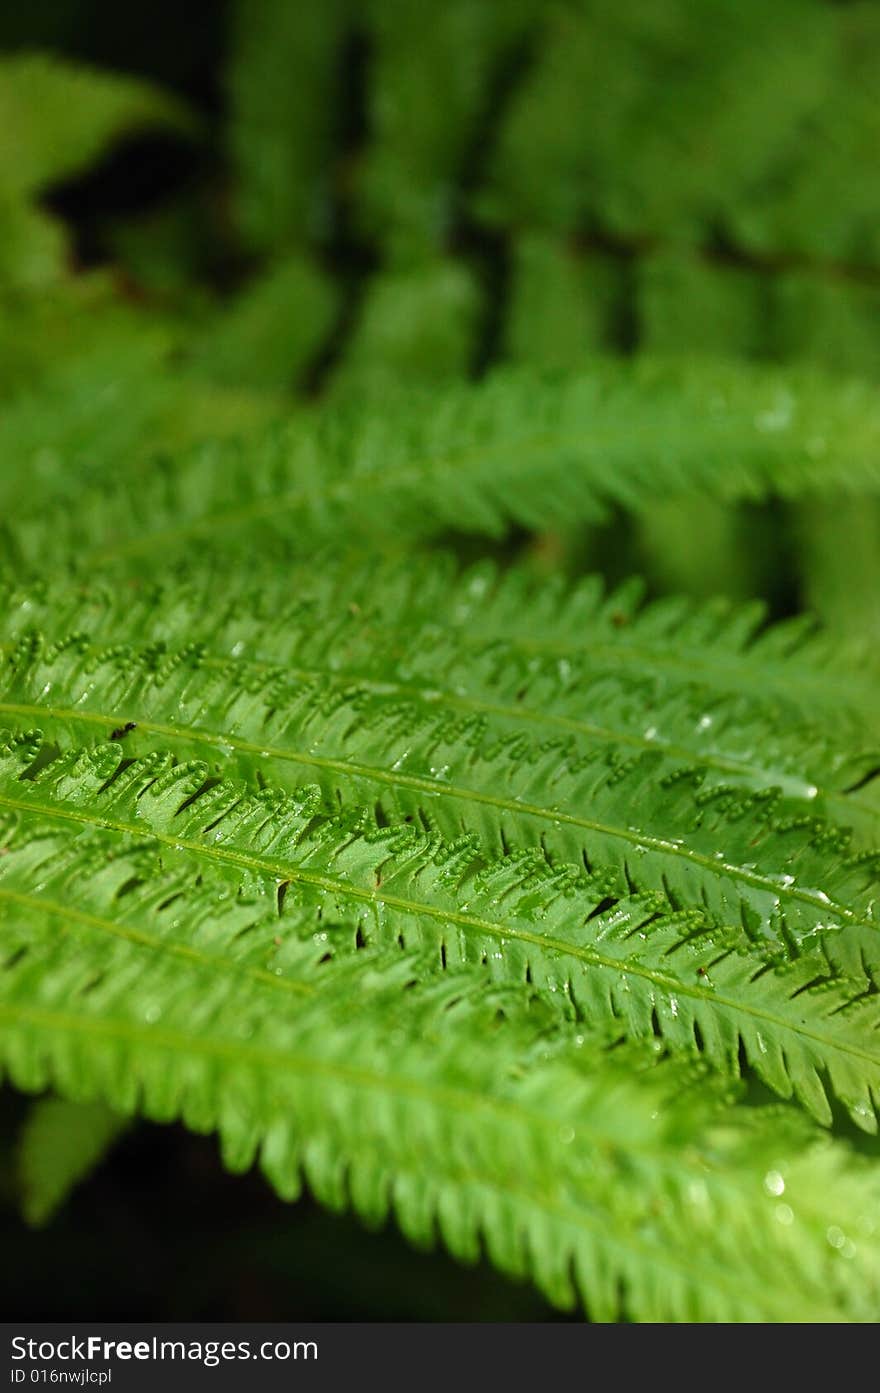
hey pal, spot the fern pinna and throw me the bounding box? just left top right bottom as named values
left=3, top=6, right=880, bottom=1324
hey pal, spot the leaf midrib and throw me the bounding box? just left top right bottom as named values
left=78, top=391, right=824, bottom=569
left=0, top=638, right=845, bottom=803
left=0, top=884, right=314, bottom=999
left=0, top=787, right=875, bottom=1075
left=85, top=423, right=599, bottom=565
left=0, top=697, right=866, bottom=931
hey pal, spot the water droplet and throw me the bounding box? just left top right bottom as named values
left=558, top=1125, right=575, bottom=1145
left=763, top=1170, right=785, bottom=1197
left=775, top=1203, right=794, bottom=1226
left=826, top=1226, right=846, bottom=1250
left=755, top=392, right=794, bottom=433
left=688, top=1180, right=708, bottom=1207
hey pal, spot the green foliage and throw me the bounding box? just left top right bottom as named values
left=2, top=787, right=879, bottom=1319
left=331, top=262, right=482, bottom=398
left=227, top=0, right=349, bottom=254
left=17, top=1097, right=127, bottom=1226
left=187, top=256, right=339, bottom=392
left=480, top=0, right=879, bottom=258
left=7, top=356, right=880, bottom=577
left=504, top=237, right=623, bottom=366
left=354, top=0, right=538, bottom=262
left=0, top=52, right=193, bottom=289
left=3, top=0, right=880, bottom=1324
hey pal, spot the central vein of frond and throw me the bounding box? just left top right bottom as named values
left=0, top=885, right=314, bottom=998
left=0, top=641, right=837, bottom=801
left=0, top=699, right=863, bottom=926
left=84, top=426, right=573, bottom=566
left=0, top=790, right=874, bottom=1068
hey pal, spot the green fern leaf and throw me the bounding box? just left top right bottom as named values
left=0, top=309, right=281, bottom=522
left=331, top=262, right=481, bottom=398
left=7, top=548, right=873, bottom=745
left=16, top=1096, right=128, bottom=1226
left=0, top=734, right=878, bottom=1129
left=227, top=0, right=348, bottom=253
left=480, top=0, right=878, bottom=264
left=355, top=0, right=537, bottom=261
left=186, top=256, right=339, bottom=393
left=1, top=555, right=877, bottom=949
left=0, top=52, right=193, bottom=197
left=0, top=52, right=194, bottom=290
left=1, top=824, right=878, bottom=1321
left=7, top=358, right=880, bottom=575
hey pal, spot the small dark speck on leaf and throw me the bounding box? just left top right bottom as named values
left=611, top=611, right=629, bottom=628
left=110, top=722, right=137, bottom=741
left=273, top=935, right=282, bottom=947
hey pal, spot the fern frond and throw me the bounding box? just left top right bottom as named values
left=354, top=0, right=537, bottom=261
left=7, top=0, right=880, bottom=1328
left=0, top=314, right=281, bottom=523
left=16, top=1096, right=128, bottom=1225
left=1, top=826, right=878, bottom=1321
left=503, top=235, right=623, bottom=365
left=331, top=262, right=481, bottom=398
left=0, top=52, right=194, bottom=198
left=6, top=548, right=874, bottom=742
left=0, top=52, right=194, bottom=290
left=3, top=579, right=873, bottom=825
left=7, top=357, right=880, bottom=574
left=481, top=0, right=880, bottom=266
left=0, top=736, right=878, bottom=1129
left=2, top=551, right=878, bottom=931
left=227, top=0, right=348, bottom=253
left=186, top=256, right=339, bottom=393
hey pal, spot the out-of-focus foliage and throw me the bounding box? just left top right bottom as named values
left=0, top=52, right=193, bottom=290
left=17, top=1098, right=128, bottom=1226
